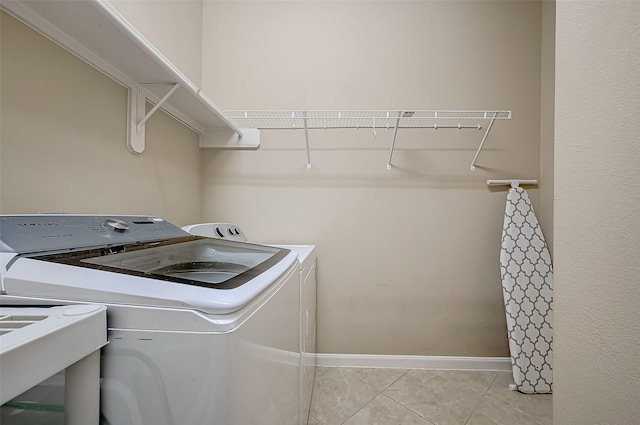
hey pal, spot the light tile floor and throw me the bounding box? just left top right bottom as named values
left=308, top=367, right=552, bottom=425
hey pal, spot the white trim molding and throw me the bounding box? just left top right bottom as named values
left=316, top=354, right=511, bottom=371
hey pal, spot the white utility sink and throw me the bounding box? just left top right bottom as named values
left=0, top=304, right=107, bottom=424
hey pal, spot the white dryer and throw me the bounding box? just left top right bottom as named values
left=182, top=223, right=317, bottom=425
left=0, top=215, right=301, bottom=425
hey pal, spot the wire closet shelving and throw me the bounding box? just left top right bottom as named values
left=223, top=110, right=512, bottom=170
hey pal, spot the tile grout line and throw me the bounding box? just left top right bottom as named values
left=379, top=368, right=450, bottom=425
left=379, top=392, right=438, bottom=425
left=346, top=368, right=439, bottom=425
left=338, top=370, right=390, bottom=425
left=338, top=396, right=376, bottom=425
left=484, top=371, right=501, bottom=396
left=462, top=370, right=501, bottom=425
left=384, top=368, right=438, bottom=424
left=305, top=368, right=319, bottom=425
left=337, top=367, right=402, bottom=425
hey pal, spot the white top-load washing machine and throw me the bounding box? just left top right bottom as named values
left=181, top=223, right=317, bottom=425
left=0, top=215, right=301, bottom=425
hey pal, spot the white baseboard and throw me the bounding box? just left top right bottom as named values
left=315, top=354, right=511, bottom=371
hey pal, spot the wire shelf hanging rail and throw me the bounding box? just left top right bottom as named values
left=223, top=110, right=511, bottom=170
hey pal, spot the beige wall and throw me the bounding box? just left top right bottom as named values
left=540, top=0, right=555, bottom=257
left=555, top=1, right=640, bottom=423
left=107, top=0, right=204, bottom=86
left=0, top=12, right=202, bottom=226
left=201, top=1, right=545, bottom=356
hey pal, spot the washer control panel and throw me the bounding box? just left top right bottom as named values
left=181, top=223, right=247, bottom=242
left=0, top=215, right=189, bottom=254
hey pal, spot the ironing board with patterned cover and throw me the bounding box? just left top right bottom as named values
left=500, top=186, right=553, bottom=394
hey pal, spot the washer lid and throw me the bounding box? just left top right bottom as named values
left=4, top=243, right=297, bottom=314
left=30, top=237, right=290, bottom=291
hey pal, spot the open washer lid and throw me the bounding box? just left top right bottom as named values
left=1, top=215, right=296, bottom=314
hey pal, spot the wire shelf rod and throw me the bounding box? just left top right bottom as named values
left=469, top=112, right=498, bottom=171
left=303, top=111, right=311, bottom=169
left=223, top=109, right=511, bottom=130
left=255, top=125, right=483, bottom=130
left=221, top=109, right=511, bottom=170
left=386, top=112, right=402, bottom=170
left=224, top=109, right=512, bottom=117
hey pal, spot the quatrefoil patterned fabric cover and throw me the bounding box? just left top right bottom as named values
left=500, top=187, right=553, bottom=394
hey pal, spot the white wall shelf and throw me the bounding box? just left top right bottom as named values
left=224, top=110, right=511, bottom=170
left=0, top=0, right=256, bottom=153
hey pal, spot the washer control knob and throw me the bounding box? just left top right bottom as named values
left=103, top=218, right=130, bottom=233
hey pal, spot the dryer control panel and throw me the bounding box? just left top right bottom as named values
left=182, top=223, right=247, bottom=242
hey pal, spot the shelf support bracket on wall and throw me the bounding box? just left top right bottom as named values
left=469, top=112, right=498, bottom=171
left=386, top=111, right=402, bottom=170
left=127, top=83, right=180, bottom=154
left=303, top=111, right=312, bottom=169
